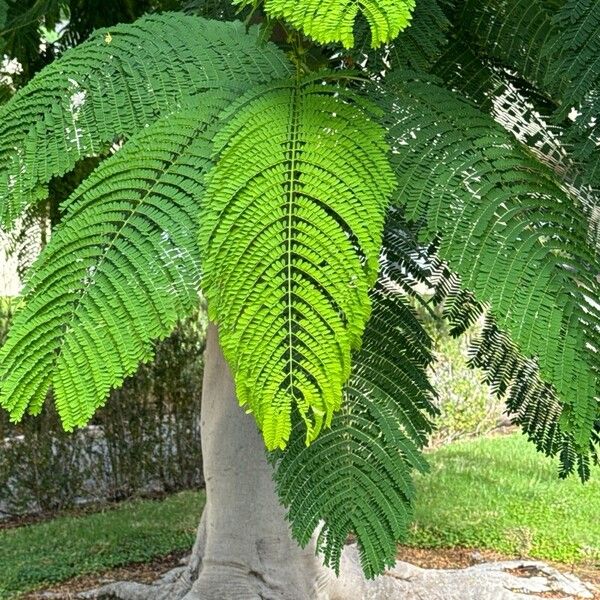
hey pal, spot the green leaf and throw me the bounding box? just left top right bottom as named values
left=430, top=256, right=598, bottom=478
left=0, top=12, right=291, bottom=227
left=234, top=0, right=416, bottom=48
left=200, top=76, right=396, bottom=450
left=454, top=0, right=556, bottom=88
left=382, top=72, right=599, bottom=450
left=0, top=94, right=231, bottom=429
left=545, top=0, right=600, bottom=108
left=274, top=211, right=437, bottom=577
left=545, top=0, right=600, bottom=190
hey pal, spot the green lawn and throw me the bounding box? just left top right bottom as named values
left=1, top=434, right=598, bottom=598
left=0, top=491, right=205, bottom=599
left=410, top=434, right=600, bottom=563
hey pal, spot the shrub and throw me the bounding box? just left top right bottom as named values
left=0, top=307, right=205, bottom=516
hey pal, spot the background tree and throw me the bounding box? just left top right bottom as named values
left=0, top=1, right=597, bottom=599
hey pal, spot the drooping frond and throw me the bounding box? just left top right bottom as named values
left=273, top=214, right=437, bottom=576
left=384, top=0, right=452, bottom=73
left=0, top=93, right=233, bottom=429
left=469, top=316, right=599, bottom=479
left=199, top=76, right=396, bottom=450
left=454, top=0, right=555, bottom=89
left=546, top=0, right=600, bottom=108
left=430, top=261, right=598, bottom=478
left=234, top=0, right=416, bottom=49
left=544, top=0, right=600, bottom=190
left=433, top=42, right=600, bottom=255
left=0, top=12, right=290, bottom=227
left=382, top=72, right=600, bottom=451
left=370, top=205, right=595, bottom=479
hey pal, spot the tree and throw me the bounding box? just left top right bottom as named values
left=0, top=1, right=598, bottom=598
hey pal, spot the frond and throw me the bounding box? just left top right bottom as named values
left=382, top=72, right=599, bottom=451
left=234, top=0, right=416, bottom=49
left=342, top=0, right=451, bottom=77
left=199, top=76, right=396, bottom=450
left=383, top=205, right=598, bottom=478
left=385, top=0, right=452, bottom=73
left=431, top=263, right=599, bottom=478
left=453, top=0, right=555, bottom=89
left=273, top=214, right=437, bottom=577
left=448, top=0, right=600, bottom=191
left=432, top=43, right=600, bottom=255
left=0, top=12, right=291, bottom=227
left=545, top=1, right=600, bottom=190
left=546, top=0, right=600, bottom=108
left=0, top=93, right=233, bottom=429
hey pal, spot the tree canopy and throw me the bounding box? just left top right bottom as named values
left=0, top=0, right=597, bottom=578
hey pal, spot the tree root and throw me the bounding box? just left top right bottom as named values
left=75, top=563, right=194, bottom=600
left=72, top=544, right=596, bottom=600
left=329, top=545, right=596, bottom=600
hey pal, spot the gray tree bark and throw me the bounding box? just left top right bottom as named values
left=181, top=324, right=332, bottom=600
left=79, top=325, right=595, bottom=600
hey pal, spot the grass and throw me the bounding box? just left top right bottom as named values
left=0, top=491, right=205, bottom=599
left=1, top=434, right=598, bottom=598
left=409, top=434, right=600, bottom=564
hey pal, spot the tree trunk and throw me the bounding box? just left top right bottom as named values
left=81, top=325, right=595, bottom=600
left=181, top=324, right=332, bottom=600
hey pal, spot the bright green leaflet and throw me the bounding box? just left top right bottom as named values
left=235, top=0, right=416, bottom=48
left=0, top=96, right=231, bottom=428
left=200, top=77, right=395, bottom=449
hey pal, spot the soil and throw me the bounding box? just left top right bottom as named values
left=21, top=546, right=599, bottom=600
left=21, top=551, right=188, bottom=599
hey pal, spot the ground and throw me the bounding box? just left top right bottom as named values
left=19, top=546, right=599, bottom=599
left=2, top=434, right=598, bottom=599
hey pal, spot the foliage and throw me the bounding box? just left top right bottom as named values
left=0, top=0, right=598, bottom=579
left=428, top=325, right=503, bottom=446
left=275, top=285, right=436, bottom=576
left=272, top=210, right=438, bottom=575
left=0, top=0, right=183, bottom=85
left=234, top=0, right=416, bottom=48
left=200, top=78, right=394, bottom=450
left=0, top=313, right=205, bottom=515
left=0, top=13, right=290, bottom=226
left=0, top=490, right=205, bottom=599
left=382, top=71, right=599, bottom=452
